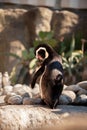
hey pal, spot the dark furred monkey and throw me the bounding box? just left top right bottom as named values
left=31, top=43, right=63, bottom=109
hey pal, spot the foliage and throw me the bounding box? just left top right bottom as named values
left=33, top=31, right=57, bottom=47
left=9, top=48, right=36, bottom=85
left=61, top=35, right=83, bottom=76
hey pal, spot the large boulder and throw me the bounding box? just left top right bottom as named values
left=51, top=10, right=79, bottom=39
left=25, top=7, right=53, bottom=45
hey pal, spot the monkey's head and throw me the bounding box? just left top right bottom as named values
left=34, top=44, right=55, bottom=61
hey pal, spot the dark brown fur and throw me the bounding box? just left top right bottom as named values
left=31, top=44, right=63, bottom=108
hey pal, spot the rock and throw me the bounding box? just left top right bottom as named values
left=0, top=72, right=2, bottom=88
left=77, top=81, right=87, bottom=90
left=7, top=95, right=23, bottom=105
left=0, top=88, right=3, bottom=96
left=0, top=105, right=60, bottom=130
left=23, top=97, right=41, bottom=105
left=22, top=92, right=30, bottom=99
left=22, top=84, right=32, bottom=97
left=65, top=84, right=87, bottom=95
left=3, top=85, right=13, bottom=95
left=59, top=90, right=76, bottom=105
left=23, top=97, right=31, bottom=105
left=2, top=72, right=11, bottom=87
left=52, top=10, right=79, bottom=39
left=13, top=84, right=32, bottom=97
left=4, top=93, right=17, bottom=103
left=59, top=95, right=70, bottom=105
left=74, top=94, right=87, bottom=104
left=0, top=105, right=87, bottom=130
left=25, top=7, right=53, bottom=45
left=13, top=84, right=23, bottom=89
left=62, top=90, right=76, bottom=102
left=0, top=8, right=27, bottom=73
left=77, top=88, right=87, bottom=96
left=63, top=84, right=68, bottom=90
left=65, top=84, right=81, bottom=92
left=0, top=95, right=6, bottom=105
left=31, top=83, right=40, bottom=97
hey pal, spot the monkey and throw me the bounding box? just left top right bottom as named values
left=31, top=43, right=64, bottom=109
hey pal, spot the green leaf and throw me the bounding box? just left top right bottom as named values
left=29, top=58, right=37, bottom=69
left=70, top=34, right=75, bottom=55
left=39, top=31, right=47, bottom=40
left=33, top=40, right=40, bottom=47
left=28, top=48, right=35, bottom=59
left=39, top=31, right=53, bottom=41
left=22, top=50, right=29, bottom=60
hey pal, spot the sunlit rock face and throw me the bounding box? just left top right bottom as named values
left=51, top=10, right=79, bottom=39
left=0, top=8, right=27, bottom=73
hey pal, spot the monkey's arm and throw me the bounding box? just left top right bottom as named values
left=31, top=65, right=45, bottom=88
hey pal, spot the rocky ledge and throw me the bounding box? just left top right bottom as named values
left=0, top=105, right=87, bottom=130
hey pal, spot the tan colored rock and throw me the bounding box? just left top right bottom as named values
left=0, top=8, right=27, bottom=73
left=0, top=72, right=2, bottom=88
left=2, top=72, right=11, bottom=87
left=4, top=92, right=17, bottom=103
left=0, top=105, right=60, bottom=130
left=52, top=10, right=79, bottom=39
left=75, top=94, right=87, bottom=104
left=0, top=105, right=87, bottom=130
left=77, top=81, right=87, bottom=90
left=62, top=90, right=76, bottom=101
left=25, top=7, right=53, bottom=45
left=13, top=84, right=32, bottom=97
left=65, top=84, right=87, bottom=96
left=60, top=90, right=76, bottom=105
left=7, top=95, right=23, bottom=105
left=3, top=85, right=13, bottom=95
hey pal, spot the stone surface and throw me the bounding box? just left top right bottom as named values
left=2, top=72, right=11, bottom=87
left=77, top=81, right=87, bottom=90
left=0, top=105, right=87, bottom=130
left=0, top=8, right=27, bottom=73
left=75, top=94, right=87, bottom=104
left=7, top=95, right=23, bottom=105
left=51, top=10, right=79, bottom=39
left=3, top=85, right=13, bottom=95
left=60, top=90, right=76, bottom=104
left=13, top=84, right=32, bottom=97
left=0, top=72, right=2, bottom=88
left=65, top=84, right=87, bottom=95
left=25, top=7, right=53, bottom=46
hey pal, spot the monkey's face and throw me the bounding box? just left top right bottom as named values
left=36, top=47, right=49, bottom=61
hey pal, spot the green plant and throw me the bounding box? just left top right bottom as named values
left=33, top=31, right=57, bottom=47
left=9, top=48, right=37, bottom=85
left=61, top=35, right=83, bottom=76
left=8, top=31, right=86, bottom=85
